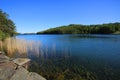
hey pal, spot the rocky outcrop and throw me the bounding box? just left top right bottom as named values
left=0, top=51, right=46, bottom=80
left=10, top=67, right=46, bottom=80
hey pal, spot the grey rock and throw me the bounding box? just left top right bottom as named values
left=0, top=62, right=17, bottom=80
left=29, top=72, right=46, bottom=80
left=0, top=54, right=10, bottom=63
left=0, top=51, right=5, bottom=55
left=0, top=53, right=46, bottom=80
left=10, top=67, right=46, bottom=80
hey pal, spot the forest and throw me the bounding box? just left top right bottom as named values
left=37, top=23, right=120, bottom=34
left=0, top=9, right=16, bottom=40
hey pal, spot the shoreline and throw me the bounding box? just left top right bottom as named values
left=0, top=51, right=46, bottom=80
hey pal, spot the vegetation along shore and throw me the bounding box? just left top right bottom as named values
left=37, top=23, right=120, bottom=34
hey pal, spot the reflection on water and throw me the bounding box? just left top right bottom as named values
left=28, top=43, right=71, bottom=60
left=16, top=34, right=120, bottom=80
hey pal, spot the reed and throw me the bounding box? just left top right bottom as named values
left=0, top=37, right=70, bottom=59
left=0, top=38, right=41, bottom=58
left=27, top=41, right=41, bottom=57
left=0, top=41, right=3, bottom=51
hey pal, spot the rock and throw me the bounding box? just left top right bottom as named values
left=0, top=61, right=17, bottom=80
left=13, top=58, right=30, bottom=66
left=10, top=67, right=29, bottom=80
left=0, top=54, right=10, bottom=63
left=10, top=67, right=46, bottom=80
left=0, top=51, right=5, bottom=55
left=13, top=58, right=31, bottom=69
left=29, top=72, right=46, bottom=80
left=0, top=52, right=46, bottom=80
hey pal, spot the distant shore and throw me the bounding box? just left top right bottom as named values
left=37, top=22, right=120, bottom=34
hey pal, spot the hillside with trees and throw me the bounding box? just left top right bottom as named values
left=37, top=23, right=120, bottom=34
left=0, top=9, right=16, bottom=40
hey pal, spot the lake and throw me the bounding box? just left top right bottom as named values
left=16, top=34, right=120, bottom=80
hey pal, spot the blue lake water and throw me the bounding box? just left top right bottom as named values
left=16, top=34, right=120, bottom=80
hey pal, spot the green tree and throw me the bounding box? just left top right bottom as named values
left=0, top=9, right=16, bottom=40
left=37, top=22, right=120, bottom=34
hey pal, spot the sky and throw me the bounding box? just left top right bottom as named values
left=0, top=0, right=120, bottom=33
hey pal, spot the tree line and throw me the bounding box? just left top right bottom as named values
left=0, top=9, right=16, bottom=40
left=37, top=23, right=120, bottom=34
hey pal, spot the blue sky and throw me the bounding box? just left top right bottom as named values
left=0, top=0, right=120, bottom=33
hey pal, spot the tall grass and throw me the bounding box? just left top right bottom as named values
left=0, top=41, right=3, bottom=51
left=0, top=37, right=70, bottom=59
left=0, top=38, right=41, bottom=57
